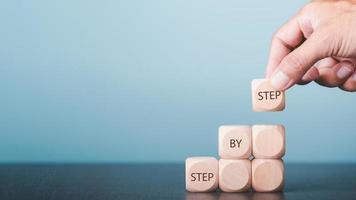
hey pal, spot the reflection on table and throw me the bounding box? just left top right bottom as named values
left=185, top=191, right=284, bottom=200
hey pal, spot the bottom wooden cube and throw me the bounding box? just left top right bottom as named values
left=185, top=157, right=219, bottom=192
left=219, top=159, right=251, bottom=192
left=252, top=159, right=284, bottom=192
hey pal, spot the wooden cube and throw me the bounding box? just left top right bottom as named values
left=251, top=79, right=285, bottom=112
left=252, top=125, right=285, bottom=159
left=252, top=159, right=284, bottom=192
left=219, top=159, right=251, bottom=192
left=219, top=126, right=252, bottom=159
left=185, top=157, right=219, bottom=192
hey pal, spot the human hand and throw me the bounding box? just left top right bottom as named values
left=266, top=0, right=356, bottom=92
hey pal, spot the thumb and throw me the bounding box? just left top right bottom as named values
left=270, top=33, right=327, bottom=90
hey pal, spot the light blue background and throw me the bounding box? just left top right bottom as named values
left=1, top=0, right=355, bottom=163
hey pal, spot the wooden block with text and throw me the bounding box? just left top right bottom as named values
left=185, top=157, right=219, bottom=192
left=252, top=79, right=285, bottom=112
left=219, top=125, right=252, bottom=159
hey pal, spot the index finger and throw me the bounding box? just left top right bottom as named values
left=265, top=16, right=305, bottom=78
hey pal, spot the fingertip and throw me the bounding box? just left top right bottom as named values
left=283, top=80, right=296, bottom=91
left=315, top=62, right=354, bottom=88
left=270, top=70, right=291, bottom=90
left=315, top=67, right=339, bottom=88
left=335, top=61, right=354, bottom=80
left=300, top=67, right=319, bottom=83
left=339, top=72, right=356, bottom=92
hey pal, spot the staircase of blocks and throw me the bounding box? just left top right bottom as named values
left=185, top=79, right=286, bottom=193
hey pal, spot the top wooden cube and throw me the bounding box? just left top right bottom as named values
left=251, top=79, right=285, bottom=112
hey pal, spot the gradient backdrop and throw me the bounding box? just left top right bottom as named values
left=1, top=0, right=355, bottom=163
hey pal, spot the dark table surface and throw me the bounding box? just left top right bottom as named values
left=0, top=163, right=355, bottom=200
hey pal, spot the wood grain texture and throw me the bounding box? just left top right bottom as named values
left=252, top=159, right=284, bottom=192
left=252, top=125, right=285, bottom=159
left=219, top=159, right=251, bottom=192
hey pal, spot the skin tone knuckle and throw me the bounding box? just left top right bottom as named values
left=284, top=53, right=307, bottom=75
left=311, top=29, right=334, bottom=57
left=271, top=34, right=279, bottom=44
left=336, top=15, right=356, bottom=57
left=301, top=2, right=315, bottom=14
left=272, top=31, right=283, bottom=44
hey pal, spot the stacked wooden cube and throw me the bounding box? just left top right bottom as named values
left=186, top=79, right=286, bottom=193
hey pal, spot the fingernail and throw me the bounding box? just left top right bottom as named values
left=270, top=70, right=290, bottom=90
left=337, top=66, right=353, bottom=79
left=314, top=60, right=322, bottom=68
left=301, top=73, right=312, bottom=82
